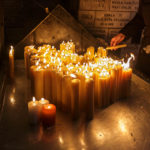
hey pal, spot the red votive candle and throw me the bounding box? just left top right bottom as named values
left=42, top=104, right=56, bottom=128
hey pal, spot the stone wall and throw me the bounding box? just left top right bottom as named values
left=78, top=0, right=139, bottom=41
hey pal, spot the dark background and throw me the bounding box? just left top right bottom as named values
left=1, top=0, right=79, bottom=49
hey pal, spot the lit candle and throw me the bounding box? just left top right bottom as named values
left=110, top=63, right=122, bottom=102
left=28, top=97, right=40, bottom=125
left=51, top=68, right=57, bottom=104
left=121, top=68, right=132, bottom=98
left=76, top=72, right=86, bottom=111
left=39, top=98, right=49, bottom=106
left=98, top=69, right=111, bottom=108
left=85, top=78, right=94, bottom=120
left=97, top=47, right=107, bottom=57
left=9, top=46, right=14, bottom=79
left=31, top=66, right=44, bottom=100
left=93, top=71, right=99, bottom=105
left=44, top=66, right=52, bottom=101
left=42, top=104, right=56, bottom=127
left=60, top=41, right=66, bottom=51
left=62, top=75, right=72, bottom=112
left=71, top=79, right=80, bottom=119
left=121, top=55, right=134, bottom=98
left=56, top=71, right=63, bottom=107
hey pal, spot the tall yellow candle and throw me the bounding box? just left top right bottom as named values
left=51, top=68, right=57, bottom=104
left=85, top=78, right=94, bottom=120
left=76, top=72, right=86, bottom=111
left=93, top=71, right=99, bottom=105
left=121, top=68, right=132, bottom=98
left=110, top=63, right=122, bottom=102
left=44, top=66, right=52, bottom=101
left=98, top=69, right=111, bottom=108
left=56, top=71, right=63, bottom=107
left=71, top=79, right=80, bottom=119
left=62, top=75, right=71, bottom=112
left=32, top=66, right=44, bottom=99
left=9, top=46, right=14, bottom=79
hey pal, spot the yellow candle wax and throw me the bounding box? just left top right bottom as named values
left=85, top=78, right=94, bottom=120
left=60, top=42, right=66, bottom=51
left=51, top=69, right=57, bottom=104
left=30, top=65, right=37, bottom=96
left=98, top=70, right=111, bottom=108
left=44, top=66, right=52, bottom=101
left=32, top=66, right=44, bottom=100
left=87, top=46, right=95, bottom=56
left=121, top=68, right=132, bottom=98
left=76, top=72, right=86, bottom=112
left=71, top=79, right=80, bottom=119
left=56, top=71, right=63, bottom=107
left=111, top=63, right=122, bottom=102
left=62, top=75, right=72, bottom=112
left=93, top=71, right=99, bottom=105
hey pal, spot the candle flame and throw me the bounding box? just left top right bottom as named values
left=122, top=53, right=135, bottom=70
left=70, top=74, right=76, bottom=78
left=41, top=98, right=45, bottom=101
left=47, top=105, right=51, bottom=109
left=32, top=97, right=36, bottom=102
left=9, top=45, right=14, bottom=55
left=35, top=60, right=40, bottom=66
left=85, top=74, right=90, bottom=79
left=100, top=69, right=109, bottom=77
left=43, top=58, right=47, bottom=64
left=37, top=66, right=41, bottom=70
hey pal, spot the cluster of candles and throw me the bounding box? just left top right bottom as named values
left=24, top=41, right=134, bottom=120
left=28, top=97, right=56, bottom=127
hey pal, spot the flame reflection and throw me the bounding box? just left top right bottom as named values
left=10, top=95, right=15, bottom=105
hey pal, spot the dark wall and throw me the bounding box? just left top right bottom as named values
left=4, top=0, right=47, bottom=46
left=0, top=0, right=4, bottom=57
left=4, top=0, right=79, bottom=47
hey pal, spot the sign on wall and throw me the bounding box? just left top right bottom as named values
left=78, top=0, right=139, bottom=40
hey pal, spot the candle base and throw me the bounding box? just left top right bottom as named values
left=42, top=116, right=56, bottom=128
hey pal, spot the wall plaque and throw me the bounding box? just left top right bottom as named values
left=110, top=0, right=139, bottom=11
left=78, top=11, right=95, bottom=27
left=79, top=0, right=108, bottom=11
left=79, top=0, right=139, bottom=39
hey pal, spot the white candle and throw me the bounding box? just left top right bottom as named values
left=28, top=97, right=40, bottom=125
left=39, top=98, right=49, bottom=106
